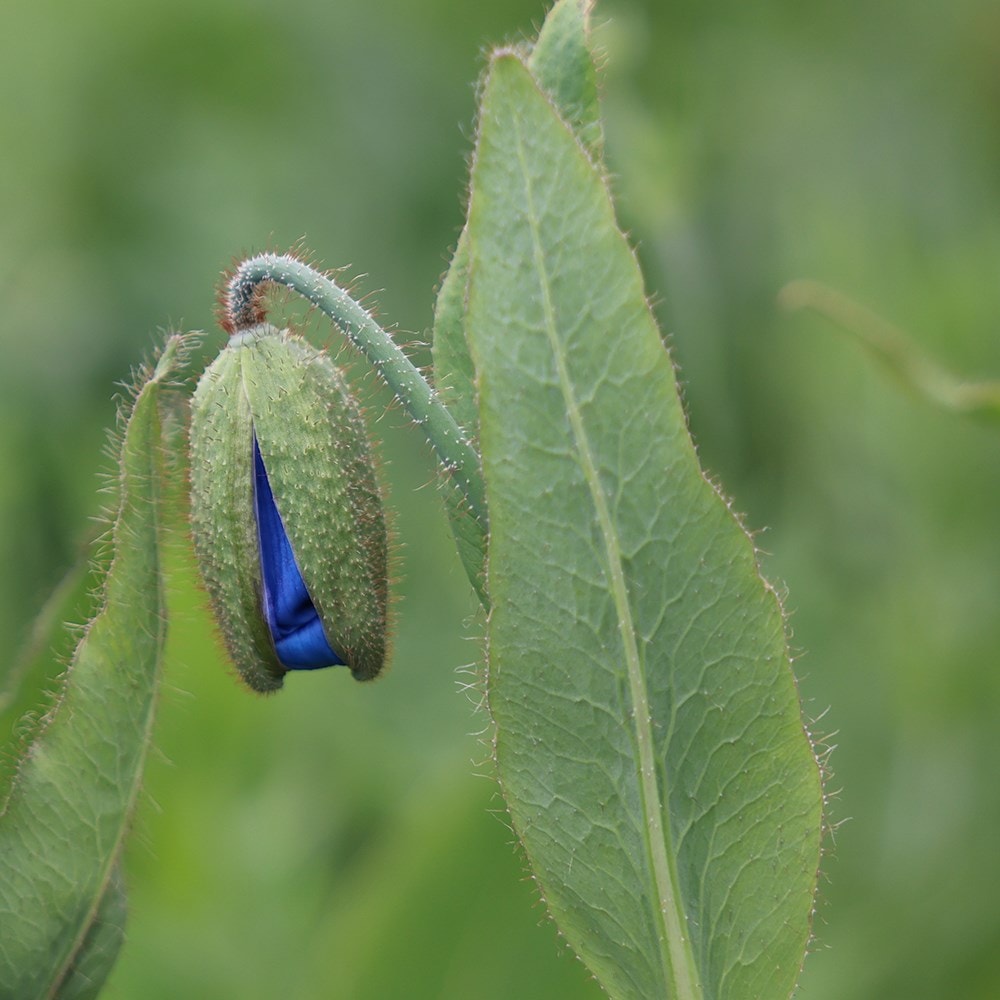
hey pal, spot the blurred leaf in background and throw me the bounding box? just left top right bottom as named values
left=2, top=0, right=1000, bottom=997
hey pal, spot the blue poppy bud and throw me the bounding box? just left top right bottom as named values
left=189, top=324, right=388, bottom=693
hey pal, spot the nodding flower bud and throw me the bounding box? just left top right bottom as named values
left=189, top=324, right=388, bottom=693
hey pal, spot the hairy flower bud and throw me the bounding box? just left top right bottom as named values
left=189, top=324, right=388, bottom=693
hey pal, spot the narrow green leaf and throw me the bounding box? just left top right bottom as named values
left=0, top=555, right=93, bottom=753
left=432, top=233, right=490, bottom=606
left=528, top=0, right=604, bottom=160
left=466, top=54, right=822, bottom=1000
left=432, top=229, right=476, bottom=436
left=0, top=335, right=187, bottom=999
left=51, top=864, right=128, bottom=1000
left=432, top=0, right=602, bottom=605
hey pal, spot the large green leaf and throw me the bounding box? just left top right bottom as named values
left=431, top=0, right=602, bottom=605
left=465, top=54, right=823, bottom=1000
left=0, top=336, right=187, bottom=999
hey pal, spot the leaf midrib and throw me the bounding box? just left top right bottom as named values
left=509, top=96, right=702, bottom=1000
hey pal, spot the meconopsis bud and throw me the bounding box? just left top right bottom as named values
left=189, top=324, right=388, bottom=693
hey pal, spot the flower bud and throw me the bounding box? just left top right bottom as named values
left=189, top=324, right=388, bottom=693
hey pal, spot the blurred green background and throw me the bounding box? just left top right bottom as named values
left=2, top=0, right=999, bottom=997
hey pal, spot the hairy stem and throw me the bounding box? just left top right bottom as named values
left=225, top=254, right=489, bottom=596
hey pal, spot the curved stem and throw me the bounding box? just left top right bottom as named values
left=780, top=279, right=1000, bottom=421
left=226, top=254, right=489, bottom=543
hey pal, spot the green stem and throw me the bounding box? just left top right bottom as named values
left=780, top=278, right=1000, bottom=421
left=225, top=253, right=489, bottom=553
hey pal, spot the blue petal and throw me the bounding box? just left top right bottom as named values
left=253, top=435, right=343, bottom=670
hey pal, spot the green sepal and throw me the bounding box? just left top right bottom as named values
left=189, top=324, right=388, bottom=693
